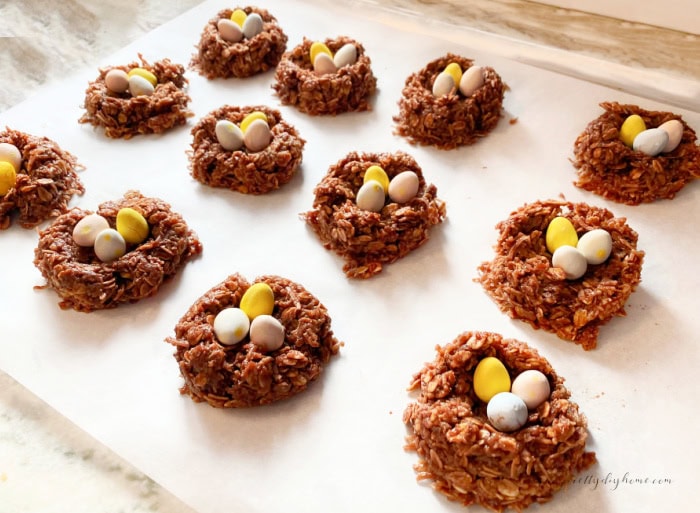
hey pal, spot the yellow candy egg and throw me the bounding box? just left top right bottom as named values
left=310, top=41, right=333, bottom=64
left=619, top=114, right=646, bottom=147
left=443, top=62, right=463, bottom=87
left=545, top=216, right=578, bottom=254
left=230, top=8, right=248, bottom=27
left=240, top=111, right=268, bottom=133
left=128, top=67, right=157, bottom=87
left=0, top=161, right=17, bottom=196
left=239, top=282, right=275, bottom=321
left=363, top=165, right=390, bottom=193
left=116, top=207, right=149, bottom=244
left=473, top=357, right=511, bottom=403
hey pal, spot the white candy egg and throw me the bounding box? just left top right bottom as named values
left=72, top=213, right=110, bottom=247
left=459, top=65, right=484, bottom=97
left=128, top=74, right=155, bottom=97
left=241, top=12, right=263, bottom=39
left=388, top=171, right=419, bottom=203
left=511, top=370, right=550, bottom=410
left=93, top=228, right=126, bottom=262
left=313, top=52, right=337, bottom=75
left=249, top=314, right=285, bottom=352
left=333, top=43, right=358, bottom=68
left=633, top=128, right=668, bottom=157
left=356, top=180, right=385, bottom=212
left=432, top=71, right=455, bottom=97
left=658, top=119, right=683, bottom=153
left=487, top=392, right=528, bottom=432
left=577, top=229, right=612, bottom=265
left=551, top=245, right=587, bottom=280
left=0, top=142, right=22, bottom=172
left=215, top=120, right=244, bottom=151
left=243, top=119, right=271, bottom=152
left=213, top=307, right=250, bottom=345
left=217, top=18, right=243, bottom=43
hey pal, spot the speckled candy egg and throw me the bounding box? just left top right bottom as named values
left=511, top=370, right=550, bottom=409
left=487, top=392, right=528, bottom=432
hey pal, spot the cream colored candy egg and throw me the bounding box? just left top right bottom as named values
left=552, top=245, right=587, bottom=280
left=363, top=165, right=390, bottom=193
left=577, top=229, right=612, bottom=265
left=356, top=180, right=385, bottom=212
left=104, top=69, right=129, bottom=93
left=240, top=111, right=268, bottom=133
left=0, top=161, right=17, bottom=196
left=333, top=43, right=357, bottom=68
left=243, top=119, right=272, bottom=152
left=432, top=71, right=455, bottom=97
left=0, top=142, right=22, bottom=172
left=633, top=128, right=668, bottom=157
left=473, top=357, right=511, bottom=403
left=239, top=282, right=275, bottom=321
left=128, top=74, right=155, bottom=97
left=249, top=314, right=285, bottom=352
left=241, top=12, right=263, bottom=39
left=116, top=207, right=149, bottom=244
left=217, top=18, right=243, bottom=43
left=487, top=392, right=528, bottom=432
left=388, top=171, right=419, bottom=204
left=215, top=120, right=244, bottom=151
left=459, top=65, right=484, bottom=97
left=658, top=119, right=683, bottom=153
left=313, top=52, right=337, bottom=75
left=230, top=8, right=247, bottom=27
left=94, top=228, right=126, bottom=263
left=72, top=213, right=110, bottom=247
left=128, top=67, right=157, bottom=87
left=545, top=216, right=578, bottom=254
left=213, top=307, right=250, bottom=345
left=619, top=114, right=646, bottom=147
left=511, top=370, right=550, bottom=410
left=309, top=41, right=332, bottom=64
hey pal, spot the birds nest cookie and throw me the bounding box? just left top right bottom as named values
left=272, top=36, right=377, bottom=115
left=0, top=128, right=84, bottom=229
left=166, top=273, right=341, bottom=408
left=477, top=199, right=644, bottom=350
left=303, top=151, right=446, bottom=279
left=79, top=56, right=193, bottom=139
left=33, top=190, right=202, bottom=312
left=573, top=102, right=700, bottom=204
left=404, top=331, right=596, bottom=512
left=189, top=105, right=305, bottom=194
left=191, top=6, right=288, bottom=79
left=394, top=54, right=506, bottom=149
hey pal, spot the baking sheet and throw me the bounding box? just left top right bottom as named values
left=1, top=0, right=699, bottom=512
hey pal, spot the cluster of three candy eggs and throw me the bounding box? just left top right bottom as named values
left=356, top=165, right=420, bottom=212
left=309, top=41, right=358, bottom=75
left=72, top=208, right=149, bottom=262
left=619, top=114, right=683, bottom=156
left=217, top=9, right=264, bottom=43
left=215, top=111, right=272, bottom=153
left=104, top=67, right=159, bottom=97
left=432, top=62, right=485, bottom=98
left=0, top=142, right=22, bottom=196
left=546, top=217, right=613, bottom=280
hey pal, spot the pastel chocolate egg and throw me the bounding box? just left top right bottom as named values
left=633, top=128, right=669, bottom=157
left=459, top=65, right=484, bottom=97
left=658, top=119, right=683, bottom=153
left=432, top=71, right=455, bottom=97
left=93, top=228, right=126, bottom=263
left=333, top=43, right=357, bottom=68
left=0, top=142, right=22, bottom=172
left=243, top=119, right=272, bottom=152
left=72, top=213, right=110, bottom=247
left=241, top=12, right=263, bottom=39
left=309, top=41, right=332, bottom=64
left=240, top=282, right=275, bottom=321
left=552, top=245, right=587, bottom=280
left=443, top=62, right=462, bottom=87
left=363, top=165, right=390, bottom=193
left=313, top=52, right=337, bottom=75
left=128, top=74, right=155, bottom=97
left=215, top=120, right=244, bottom=151
left=577, top=228, right=612, bottom=265
left=487, top=392, right=528, bottom=432
left=0, top=161, right=17, bottom=196
left=249, top=314, right=285, bottom=352
left=116, top=207, right=149, bottom=244
left=230, top=8, right=247, bottom=27
left=356, top=180, right=385, bottom=212
left=240, top=111, right=268, bottom=133
left=511, top=370, right=550, bottom=409
left=473, top=356, right=511, bottom=403
left=217, top=18, right=243, bottom=43
left=619, top=114, right=646, bottom=147
left=213, top=307, right=250, bottom=345
left=388, top=171, right=419, bottom=204
left=127, top=67, right=157, bottom=87
left=104, top=69, right=129, bottom=94
left=545, top=216, right=578, bottom=254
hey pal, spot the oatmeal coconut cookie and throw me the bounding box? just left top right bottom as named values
left=0, top=128, right=84, bottom=229
left=79, top=56, right=193, bottom=138
left=404, top=331, right=596, bottom=512
left=191, top=6, right=288, bottom=79
left=34, top=190, right=202, bottom=312
left=394, top=53, right=506, bottom=149
left=189, top=105, right=305, bottom=194
left=166, top=273, right=341, bottom=408
left=477, top=199, right=644, bottom=350
left=572, top=102, right=700, bottom=204
left=273, top=36, right=377, bottom=115
left=303, top=151, right=446, bottom=278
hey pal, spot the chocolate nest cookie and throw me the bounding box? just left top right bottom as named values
left=0, top=128, right=84, bottom=229
left=572, top=102, right=700, bottom=204
left=404, top=331, right=596, bottom=512
left=272, top=36, right=377, bottom=115
left=79, top=56, right=193, bottom=139
left=303, top=151, right=446, bottom=279
left=477, top=199, right=644, bottom=350
left=34, top=190, right=202, bottom=312
left=189, top=105, right=305, bottom=194
left=394, top=53, right=506, bottom=149
left=166, top=273, right=341, bottom=408
left=191, top=7, right=288, bottom=79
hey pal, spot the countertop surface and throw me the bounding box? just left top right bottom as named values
left=0, top=1, right=697, bottom=512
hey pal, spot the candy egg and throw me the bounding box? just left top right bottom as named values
left=0, top=142, right=22, bottom=172
left=104, top=69, right=129, bottom=94
left=511, top=370, right=550, bottom=410
left=619, top=114, right=646, bottom=147
left=313, top=52, right=337, bottom=75
left=432, top=71, right=455, bottom=97
left=459, top=65, right=484, bottom=97
left=333, top=43, right=357, bottom=68
left=93, top=228, right=126, bottom=263
left=217, top=18, right=243, bottom=43
left=116, top=207, right=149, bottom=245
left=243, top=119, right=272, bottom=152
left=487, top=392, right=528, bottom=432
left=309, top=41, right=333, bottom=64
left=215, top=120, right=244, bottom=151
left=128, top=67, right=157, bottom=87
left=633, top=128, right=669, bottom=157
left=213, top=307, right=250, bottom=345
left=551, top=245, right=587, bottom=280
left=577, top=228, right=612, bottom=265
left=240, top=111, right=268, bottom=133
left=239, top=282, right=275, bottom=321
left=658, top=119, right=683, bottom=153
left=241, top=12, right=263, bottom=39
left=388, top=171, right=419, bottom=204
left=545, top=216, right=578, bottom=254
left=473, top=356, right=511, bottom=403
left=443, top=62, right=462, bottom=87
left=128, top=74, right=155, bottom=97
left=72, top=213, right=110, bottom=247
left=230, top=8, right=247, bottom=27
left=356, top=180, right=385, bottom=212
left=249, top=314, right=285, bottom=352
left=363, top=165, right=390, bottom=193
left=0, top=161, right=17, bottom=196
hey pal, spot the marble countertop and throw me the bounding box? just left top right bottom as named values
left=0, top=1, right=697, bottom=512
